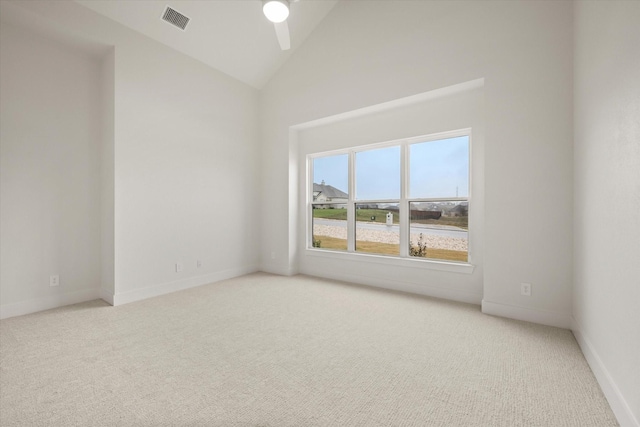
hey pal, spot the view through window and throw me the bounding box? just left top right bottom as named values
left=310, top=132, right=469, bottom=263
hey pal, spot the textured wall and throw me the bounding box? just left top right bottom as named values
left=1, top=0, right=261, bottom=310
left=260, top=0, right=574, bottom=324
left=0, top=23, right=102, bottom=310
left=574, top=1, right=640, bottom=424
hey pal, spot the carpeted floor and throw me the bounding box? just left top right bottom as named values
left=0, top=273, right=617, bottom=426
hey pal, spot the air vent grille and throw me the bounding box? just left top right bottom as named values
left=162, top=6, right=190, bottom=30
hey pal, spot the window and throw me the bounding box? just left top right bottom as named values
left=311, top=154, right=348, bottom=251
left=355, top=146, right=401, bottom=255
left=309, top=130, right=470, bottom=263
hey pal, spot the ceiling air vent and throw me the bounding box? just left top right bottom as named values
left=162, top=6, right=190, bottom=31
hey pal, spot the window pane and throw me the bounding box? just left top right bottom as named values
left=410, top=136, right=469, bottom=198
left=313, top=154, right=349, bottom=201
left=356, top=146, right=400, bottom=200
left=355, top=203, right=399, bottom=255
left=312, top=204, right=347, bottom=251
left=409, top=201, right=468, bottom=262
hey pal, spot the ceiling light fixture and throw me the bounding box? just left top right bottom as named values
left=263, top=0, right=289, bottom=23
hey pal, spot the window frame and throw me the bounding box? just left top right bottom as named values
left=307, top=128, right=472, bottom=267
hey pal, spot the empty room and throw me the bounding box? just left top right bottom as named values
left=0, top=0, right=638, bottom=425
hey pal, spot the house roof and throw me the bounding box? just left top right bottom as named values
left=313, top=183, right=348, bottom=199
left=449, top=203, right=468, bottom=213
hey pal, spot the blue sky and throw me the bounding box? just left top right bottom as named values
left=313, top=136, right=469, bottom=200
left=313, top=153, right=349, bottom=194
left=410, top=136, right=469, bottom=198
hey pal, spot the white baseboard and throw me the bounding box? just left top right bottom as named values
left=572, top=318, right=639, bottom=427
left=260, top=262, right=298, bottom=277
left=100, top=288, right=114, bottom=306
left=481, top=299, right=572, bottom=329
left=112, top=265, right=259, bottom=306
left=301, top=268, right=483, bottom=305
left=0, top=288, right=101, bottom=320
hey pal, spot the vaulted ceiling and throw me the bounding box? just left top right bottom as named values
left=74, top=0, right=338, bottom=89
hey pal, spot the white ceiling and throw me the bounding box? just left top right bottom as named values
left=74, top=0, right=338, bottom=89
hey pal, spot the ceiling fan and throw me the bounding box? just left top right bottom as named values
left=262, top=0, right=298, bottom=50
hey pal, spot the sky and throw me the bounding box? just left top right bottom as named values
left=313, top=136, right=469, bottom=200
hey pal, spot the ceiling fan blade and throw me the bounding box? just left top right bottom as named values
left=274, top=21, right=290, bottom=50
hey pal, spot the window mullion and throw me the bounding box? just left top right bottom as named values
left=308, top=158, right=313, bottom=249
left=399, top=142, right=409, bottom=257
left=347, top=150, right=355, bottom=252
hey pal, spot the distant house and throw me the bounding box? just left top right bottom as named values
left=446, top=203, right=469, bottom=217
left=313, top=181, right=348, bottom=207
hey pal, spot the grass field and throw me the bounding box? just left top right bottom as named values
left=312, top=235, right=468, bottom=262
left=313, top=208, right=390, bottom=223
left=313, top=208, right=468, bottom=230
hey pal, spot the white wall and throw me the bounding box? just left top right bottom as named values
left=295, top=83, right=484, bottom=304
left=260, top=0, right=574, bottom=327
left=101, top=49, right=115, bottom=302
left=573, top=1, right=640, bottom=425
left=112, top=32, right=260, bottom=303
left=0, top=22, right=103, bottom=316
left=1, top=0, right=261, bottom=310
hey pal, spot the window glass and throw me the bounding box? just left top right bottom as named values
left=312, top=204, right=347, bottom=251
left=356, top=146, right=400, bottom=200
left=309, top=131, right=471, bottom=264
left=313, top=154, right=348, bottom=200
left=355, top=203, right=399, bottom=256
left=410, top=136, right=469, bottom=198
left=409, top=201, right=468, bottom=262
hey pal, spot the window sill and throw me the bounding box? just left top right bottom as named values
left=304, top=248, right=475, bottom=275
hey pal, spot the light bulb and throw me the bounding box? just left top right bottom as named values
left=263, top=0, right=289, bottom=23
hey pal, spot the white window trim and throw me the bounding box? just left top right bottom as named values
left=305, top=248, right=475, bottom=274
left=307, top=128, right=473, bottom=272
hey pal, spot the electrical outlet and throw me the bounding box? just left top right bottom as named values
left=176, top=262, right=184, bottom=272
left=521, top=283, right=532, bottom=296
left=271, top=252, right=276, bottom=260
left=49, top=275, right=59, bottom=287
left=196, top=259, right=202, bottom=268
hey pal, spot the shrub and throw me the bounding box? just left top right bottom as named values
left=410, top=233, right=427, bottom=257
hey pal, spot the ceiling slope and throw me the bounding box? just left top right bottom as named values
left=75, top=0, right=338, bottom=89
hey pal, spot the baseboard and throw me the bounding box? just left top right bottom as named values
left=112, top=265, right=259, bottom=306
left=481, top=299, right=572, bottom=329
left=572, top=318, right=639, bottom=427
left=0, top=288, right=101, bottom=320
left=100, top=288, right=114, bottom=306
left=301, top=268, right=483, bottom=305
left=259, top=263, right=298, bottom=277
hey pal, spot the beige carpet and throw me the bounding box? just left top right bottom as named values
left=0, top=273, right=617, bottom=426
